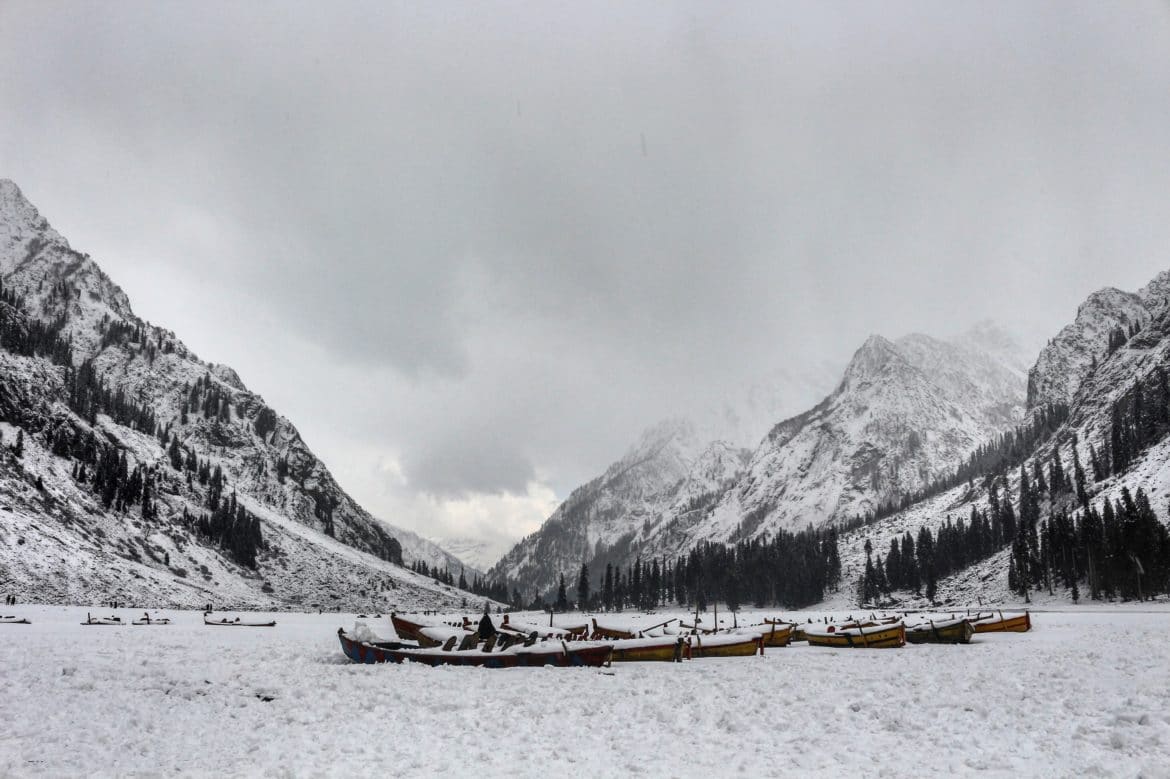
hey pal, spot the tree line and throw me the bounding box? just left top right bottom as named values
left=557, top=527, right=842, bottom=613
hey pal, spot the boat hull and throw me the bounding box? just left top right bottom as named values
left=608, top=637, right=688, bottom=662
left=806, top=623, right=905, bottom=648
left=905, top=619, right=974, bottom=644
left=759, top=623, right=793, bottom=647
left=688, top=635, right=762, bottom=658
left=391, top=614, right=433, bottom=643
left=338, top=629, right=613, bottom=668
left=971, top=612, right=1031, bottom=633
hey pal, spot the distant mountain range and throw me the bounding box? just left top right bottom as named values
left=4, top=178, right=1167, bottom=611
left=490, top=322, right=1030, bottom=598
left=492, top=269, right=1170, bottom=607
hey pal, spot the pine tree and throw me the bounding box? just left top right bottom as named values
left=555, top=574, right=568, bottom=612
left=576, top=563, right=590, bottom=610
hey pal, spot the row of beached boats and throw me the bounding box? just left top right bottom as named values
left=335, top=609, right=1032, bottom=668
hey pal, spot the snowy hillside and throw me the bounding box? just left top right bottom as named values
left=0, top=179, right=481, bottom=610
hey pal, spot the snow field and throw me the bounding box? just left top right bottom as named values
left=1, top=607, right=1168, bottom=777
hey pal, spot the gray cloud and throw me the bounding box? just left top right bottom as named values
left=4, top=1, right=1170, bottom=557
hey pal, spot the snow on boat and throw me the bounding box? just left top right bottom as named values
left=418, top=625, right=472, bottom=647
left=591, top=618, right=638, bottom=639
left=0, top=616, right=30, bottom=624
left=337, top=628, right=613, bottom=668
left=686, top=632, right=763, bottom=658
left=905, top=616, right=975, bottom=644
left=82, top=614, right=124, bottom=626
left=969, top=610, right=1031, bottom=633
left=499, top=616, right=578, bottom=639
left=805, top=621, right=905, bottom=648
left=552, top=620, right=591, bottom=637
left=203, top=615, right=276, bottom=627
left=591, top=617, right=678, bottom=639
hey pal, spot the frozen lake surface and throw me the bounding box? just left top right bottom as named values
left=2, top=605, right=1169, bottom=777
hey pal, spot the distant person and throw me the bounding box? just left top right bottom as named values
left=477, top=613, right=496, bottom=640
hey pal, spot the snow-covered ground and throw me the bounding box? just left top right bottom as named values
left=2, top=606, right=1169, bottom=777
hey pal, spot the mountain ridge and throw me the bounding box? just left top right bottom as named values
left=0, top=179, right=483, bottom=610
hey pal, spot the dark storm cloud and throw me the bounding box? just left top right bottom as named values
left=4, top=1, right=1170, bottom=553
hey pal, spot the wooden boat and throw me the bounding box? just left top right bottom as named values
left=687, top=632, right=763, bottom=658
left=338, top=628, right=613, bottom=668
left=606, top=635, right=690, bottom=662
left=555, top=622, right=591, bottom=638
left=391, top=613, right=440, bottom=643
left=0, top=616, right=30, bottom=624
left=591, top=618, right=638, bottom=639
left=203, top=615, right=276, bottom=627
left=757, top=620, right=794, bottom=647
left=805, top=621, right=905, bottom=648
left=82, top=614, right=124, bottom=626
left=336, top=629, right=422, bottom=663
left=132, top=615, right=172, bottom=626
left=905, top=617, right=974, bottom=644
left=969, top=610, right=1031, bottom=633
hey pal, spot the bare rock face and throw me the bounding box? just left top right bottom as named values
left=0, top=179, right=477, bottom=610
left=1026, top=287, right=1149, bottom=411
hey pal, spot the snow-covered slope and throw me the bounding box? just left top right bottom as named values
left=0, top=179, right=481, bottom=609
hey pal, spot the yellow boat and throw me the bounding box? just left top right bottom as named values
left=905, top=617, right=975, bottom=644
left=970, top=611, right=1031, bottom=633
left=687, top=632, right=762, bottom=658
left=758, top=621, right=794, bottom=647
left=805, top=621, right=905, bottom=648
left=607, top=636, right=689, bottom=662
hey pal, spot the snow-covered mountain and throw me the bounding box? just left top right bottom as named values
left=489, top=418, right=751, bottom=600
left=0, top=179, right=482, bottom=610
left=493, top=325, right=1028, bottom=599
left=828, top=268, right=1170, bottom=608
left=429, top=536, right=498, bottom=572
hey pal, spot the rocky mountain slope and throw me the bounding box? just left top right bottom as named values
left=829, top=268, right=1170, bottom=608
left=493, top=325, right=1029, bottom=599
left=0, top=179, right=480, bottom=610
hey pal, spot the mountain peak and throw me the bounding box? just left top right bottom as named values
left=1027, top=283, right=1149, bottom=410
left=839, top=334, right=904, bottom=387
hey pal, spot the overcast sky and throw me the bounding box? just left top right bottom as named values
left=3, top=1, right=1170, bottom=564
